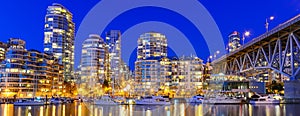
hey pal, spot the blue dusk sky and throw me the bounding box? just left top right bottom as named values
left=0, top=0, right=299, bottom=70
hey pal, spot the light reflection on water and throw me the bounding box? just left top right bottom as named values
left=0, top=103, right=300, bottom=116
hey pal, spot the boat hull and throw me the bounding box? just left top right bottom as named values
left=249, top=101, right=280, bottom=105
left=51, top=101, right=63, bottom=104
left=135, top=101, right=171, bottom=105
left=203, top=99, right=242, bottom=104
left=94, top=102, right=117, bottom=105
left=14, top=102, right=45, bottom=106
left=188, top=98, right=203, bottom=104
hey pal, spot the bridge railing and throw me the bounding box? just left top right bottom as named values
left=213, top=14, right=300, bottom=64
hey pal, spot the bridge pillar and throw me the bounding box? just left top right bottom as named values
left=284, top=80, right=300, bottom=99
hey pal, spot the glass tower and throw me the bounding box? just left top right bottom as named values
left=137, top=32, right=167, bottom=60
left=44, top=3, right=75, bottom=82
left=105, top=30, right=122, bottom=85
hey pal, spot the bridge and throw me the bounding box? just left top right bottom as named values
left=212, top=14, right=300, bottom=98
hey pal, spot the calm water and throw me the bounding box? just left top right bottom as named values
left=0, top=103, right=299, bottom=116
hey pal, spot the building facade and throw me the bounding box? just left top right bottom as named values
left=134, top=59, right=168, bottom=95
left=137, top=32, right=167, bottom=60
left=0, top=38, right=64, bottom=98
left=79, top=34, right=105, bottom=96
left=171, top=56, right=204, bottom=97
left=44, top=3, right=75, bottom=82
left=43, top=52, right=64, bottom=97
left=0, top=42, right=7, bottom=62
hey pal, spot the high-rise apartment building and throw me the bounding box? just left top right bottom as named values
left=44, top=3, right=75, bottom=82
left=43, top=52, right=64, bottom=96
left=105, top=30, right=122, bottom=85
left=137, top=32, right=167, bottom=60
left=0, top=38, right=64, bottom=98
left=171, top=56, right=204, bottom=96
left=228, top=31, right=241, bottom=52
left=79, top=34, right=105, bottom=96
left=135, top=32, right=170, bottom=95
left=134, top=57, right=172, bottom=96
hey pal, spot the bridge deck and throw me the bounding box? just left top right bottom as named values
left=213, top=14, right=300, bottom=64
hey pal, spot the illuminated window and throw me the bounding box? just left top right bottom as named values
left=48, top=18, right=53, bottom=21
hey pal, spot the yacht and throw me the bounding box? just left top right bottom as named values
left=249, top=96, right=280, bottom=105
left=203, top=96, right=242, bottom=104
left=135, top=96, right=171, bottom=105
left=189, top=95, right=204, bottom=103
left=14, top=99, right=45, bottom=106
left=94, top=95, right=117, bottom=105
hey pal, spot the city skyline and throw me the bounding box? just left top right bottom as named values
left=0, top=1, right=300, bottom=116
left=0, top=1, right=299, bottom=70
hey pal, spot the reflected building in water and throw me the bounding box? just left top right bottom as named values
left=1, top=103, right=298, bottom=116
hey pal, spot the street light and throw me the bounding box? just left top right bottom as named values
left=265, top=16, right=275, bottom=32
left=207, top=55, right=213, bottom=62
left=242, top=31, right=250, bottom=45
left=207, top=51, right=220, bottom=62
left=213, top=50, right=220, bottom=60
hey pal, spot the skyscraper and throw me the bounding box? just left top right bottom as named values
left=137, top=32, right=167, bottom=60
left=79, top=34, right=105, bottom=96
left=105, top=30, right=122, bottom=85
left=228, top=31, right=241, bottom=52
left=135, top=32, right=169, bottom=95
left=44, top=3, right=75, bottom=82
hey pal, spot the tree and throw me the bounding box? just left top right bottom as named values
left=268, top=81, right=284, bottom=94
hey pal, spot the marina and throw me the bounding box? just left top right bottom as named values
left=1, top=102, right=300, bottom=116
left=0, top=93, right=298, bottom=105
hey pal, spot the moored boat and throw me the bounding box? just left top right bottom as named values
left=249, top=96, right=280, bottom=105
left=189, top=95, right=204, bottom=103
left=203, top=96, right=242, bottom=104
left=135, top=96, right=171, bottom=105
left=50, top=98, right=63, bottom=104
left=94, top=95, right=117, bottom=105
left=14, top=99, right=45, bottom=106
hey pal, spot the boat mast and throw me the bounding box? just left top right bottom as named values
left=33, top=69, right=37, bottom=99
